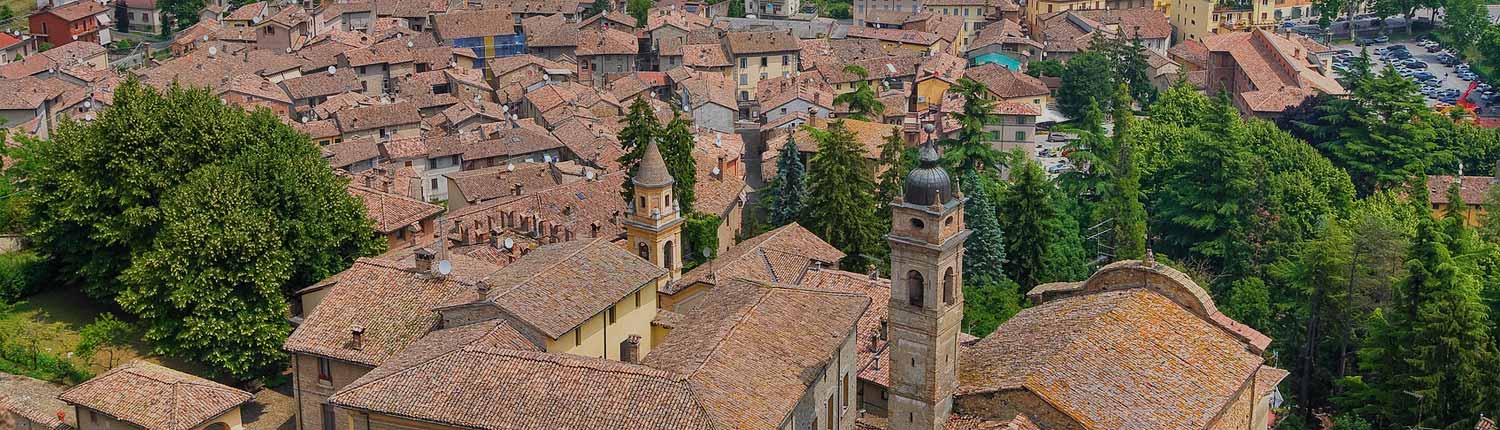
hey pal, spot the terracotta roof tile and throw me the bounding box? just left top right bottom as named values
left=475, top=238, right=665, bottom=339
left=58, top=361, right=252, bottom=430
left=334, top=102, right=421, bottom=132
left=43, top=0, right=108, bottom=22
left=577, top=27, right=640, bottom=56
left=671, top=223, right=843, bottom=294
left=959, top=288, right=1272, bottom=430
left=1427, top=175, right=1496, bottom=205
left=724, top=29, right=799, bottom=55
left=643, top=279, right=869, bottom=430
left=0, top=373, right=73, bottom=430
left=847, top=26, right=942, bottom=46
left=330, top=341, right=713, bottom=430
left=285, top=258, right=488, bottom=366
left=964, top=63, right=1048, bottom=99
left=347, top=183, right=443, bottom=233
left=433, top=9, right=515, bottom=40
left=445, top=161, right=576, bottom=204
left=796, top=268, right=890, bottom=387
left=681, top=43, right=730, bottom=67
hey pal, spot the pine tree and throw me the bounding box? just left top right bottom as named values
left=1100, top=84, right=1146, bottom=260
left=960, top=169, right=1021, bottom=336
left=1315, top=66, right=1438, bottom=196
left=660, top=112, right=698, bottom=213
left=1275, top=220, right=1354, bottom=415
left=802, top=120, right=882, bottom=272
left=960, top=170, right=1008, bottom=289
left=618, top=97, right=662, bottom=202
left=1000, top=158, right=1053, bottom=290
left=1041, top=188, right=1092, bottom=283
left=875, top=127, right=908, bottom=226
left=767, top=135, right=807, bottom=227
left=832, top=65, right=885, bottom=121
left=1122, top=33, right=1156, bottom=105
left=1153, top=100, right=1260, bottom=280
left=940, top=78, right=1004, bottom=172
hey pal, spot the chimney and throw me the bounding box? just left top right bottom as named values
left=363, top=174, right=374, bottom=187
left=476, top=280, right=490, bottom=294
left=715, top=156, right=726, bottom=180
left=512, top=183, right=524, bottom=196
left=380, top=179, right=390, bottom=193
left=414, top=248, right=435, bottom=273
left=621, top=335, right=642, bottom=363
left=879, top=318, right=888, bottom=340
left=350, top=325, right=366, bottom=350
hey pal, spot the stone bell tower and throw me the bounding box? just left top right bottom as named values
left=623, top=138, right=684, bottom=280
left=886, top=140, right=970, bottom=430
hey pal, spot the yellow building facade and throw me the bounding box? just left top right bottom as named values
left=926, top=2, right=989, bottom=47
left=544, top=280, right=663, bottom=360
left=1027, top=0, right=1105, bottom=26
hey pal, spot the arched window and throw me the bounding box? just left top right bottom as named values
left=665, top=193, right=672, bottom=207
left=639, top=196, right=646, bottom=210
left=943, top=267, right=955, bottom=304
left=907, top=270, right=925, bottom=307
left=910, top=218, right=925, bottom=229
left=664, top=241, right=675, bottom=270
left=637, top=242, right=650, bottom=261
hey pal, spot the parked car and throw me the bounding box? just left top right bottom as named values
left=1356, top=37, right=1378, bottom=45
left=1404, top=60, right=1427, bottom=69
left=1374, top=35, right=1390, bottom=43
left=1046, top=133, right=1070, bottom=142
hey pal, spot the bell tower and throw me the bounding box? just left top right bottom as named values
left=886, top=141, right=969, bottom=430
left=623, top=138, right=684, bottom=280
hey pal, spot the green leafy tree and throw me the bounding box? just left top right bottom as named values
left=1024, top=60, right=1064, bottom=78
left=74, top=313, right=136, bottom=368
left=1273, top=220, right=1354, bottom=414
left=1040, top=188, right=1092, bottom=283
left=627, top=0, right=653, bottom=27
left=1099, top=84, right=1146, bottom=260
left=875, top=127, right=908, bottom=226
left=767, top=136, right=808, bottom=227
left=1314, top=66, right=1439, bottom=196
left=832, top=65, right=885, bottom=121
left=659, top=112, right=698, bottom=213
left=1223, top=276, right=1272, bottom=330
left=940, top=78, right=1004, bottom=172
left=1440, top=0, right=1490, bottom=54
left=1056, top=51, right=1116, bottom=118
left=158, top=0, right=205, bottom=30
left=1479, top=26, right=1500, bottom=78
left=11, top=80, right=383, bottom=379
left=1152, top=100, right=1260, bottom=281
left=999, top=159, right=1053, bottom=290
left=1372, top=0, right=1438, bottom=34
left=802, top=120, right=882, bottom=272
left=617, top=97, right=663, bottom=202
left=728, top=0, right=746, bottom=17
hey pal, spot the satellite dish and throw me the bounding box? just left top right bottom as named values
left=436, top=260, right=453, bottom=275
left=506, top=162, right=515, bottom=172
left=208, top=46, right=218, bottom=56
left=202, top=34, right=210, bottom=42
left=543, top=154, right=553, bottom=162
left=585, top=170, right=595, bottom=180
left=328, top=65, right=336, bottom=75
left=502, top=238, right=514, bottom=249
left=83, top=100, right=92, bottom=109
left=286, top=47, right=293, bottom=54
left=406, top=40, right=414, bottom=48
left=501, top=104, right=509, bottom=113
left=711, top=166, right=721, bottom=175
left=700, top=247, right=711, bottom=258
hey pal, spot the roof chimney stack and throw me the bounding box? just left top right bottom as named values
left=414, top=248, right=435, bottom=273
left=350, top=325, right=365, bottom=350
left=621, top=335, right=641, bottom=363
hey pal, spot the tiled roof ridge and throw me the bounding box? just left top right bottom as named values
left=467, top=346, right=692, bottom=382
left=756, top=248, right=777, bottom=282
left=486, top=239, right=602, bottom=302
left=335, top=321, right=536, bottom=396
left=63, top=362, right=251, bottom=430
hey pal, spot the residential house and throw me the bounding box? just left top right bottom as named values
left=924, top=0, right=996, bottom=46
left=932, top=92, right=1040, bottom=157
left=222, top=1, right=267, bottom=27
left=348, top=181, right=444, bottom=248
left=1426, top=169, right=1497, bottom=227
left=576, top=27, right=639, bottom=87
left=333, top=101, right=422, bottom=141
left=432, top=9, right=525, bottom=69
left=0, top=33, right=35, bottom=64
left=725, top=29, right=800, bottom=117
left=745, top=0, right=800, bottom=18
left=0, top=373, right=75, bottom=430
left=658, top=222, right=843, bottom=312
left=254, top=6, right=309, bottom=53
left=668, top=67, right=739, bottom=132
left=1172, top=0, right=1276, bottom=42
left=521, top=14, right=580, bottom=61
left=281, top=69, right=360, bottom=118
left=691, top=130, right=748, bottom=248
left=963, top=62, right=1050, bottom=110
left=0, top=77, right=66, bottom=138
left=643, top=9, right=710, bottom=71
left=965, top=19, right=1041, bottom=69
left=285, top=254, right=502, bottom=430
left=120, top=0, right=163, bottom=34
left=59, top=361, right=254, bottom=430
left=28, top=0, right=111, bottom=48
left=338, top=38, right=417, bottom=96
left=756, top=72, right=834, bottom=123
left=217, top=74, right=292, bottom=116
left=1202, top=28, right=1345, bottom=118
left=577, top=10, right=635, bottom=32
left=1035, top=8, right=1171, bottom=61
left=443, top=161, right=585, bottom=212
left=680, top=40, right=732, bottom=77
left=488, top=54, right=575, bottom=88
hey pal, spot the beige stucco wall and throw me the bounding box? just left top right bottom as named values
left=543, top=284, right=658, bottom=361
left=733, top=52, right=800, bottom=103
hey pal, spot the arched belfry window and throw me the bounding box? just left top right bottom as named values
left=907, top=270, right=925, bottom=307
left=664, top=241, right=675, bottom=270
left=637, top=242, right=650, bottom=261
left=943, top=267, right=955, bottom=304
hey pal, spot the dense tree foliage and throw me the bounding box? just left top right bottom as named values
left=617, top=97, right=663, bottom=202
left=875, top=127, right=908, bottom=227
left=1056, top=52, right=1116, bottom=119
left=802, top=120, right=882, bottom=272
left=1099, top=84, right=1147, bottom=260
left=1311, top=66, right=1441, bottom=196
left=10, top=79, right=384, bottom=379
left=659, top=112, right=698, bottom=213
left=767, top=135, right=807, bottom=227
left=940, top=78, right=1005, bottom=172
left=999, top=159, right=1053, bottom=290
left=959, top=170, right=1020, bottom=336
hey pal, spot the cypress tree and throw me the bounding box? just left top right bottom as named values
left=875, top=127, right=908, bottom=226
left=802, top=120, right=882, bottom=272
left=960, top=169, right=1020, bottom=336
left=1000, top=158, right=1052, bottom=290
left=617, top=97, right=662, bottom=202
left=1102, top=84, right=1147, bottom=260
left=660, top=112, right=697, bottom=213
left=767, top=135, right=807, bottom=227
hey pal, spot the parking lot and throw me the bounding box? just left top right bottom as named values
left=1329, top=38, right=1497, bottom=111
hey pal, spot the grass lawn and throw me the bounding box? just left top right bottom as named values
left=2, top=288, right=209, bottom=377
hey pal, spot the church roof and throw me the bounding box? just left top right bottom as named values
left=464, top=238, right=666, bottom=340
left=668, top=222, right=845, bottom=294
left=959, top=286, right=1275, bottom=430
left=635, top=140, right=675, bottom=188
left=643, top=279, right=869, bottom=430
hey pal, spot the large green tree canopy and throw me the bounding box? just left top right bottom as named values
left=9, top=79, right=385, bottom=379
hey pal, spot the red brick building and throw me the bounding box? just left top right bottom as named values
left=28, top=0, right=110, bottom=48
